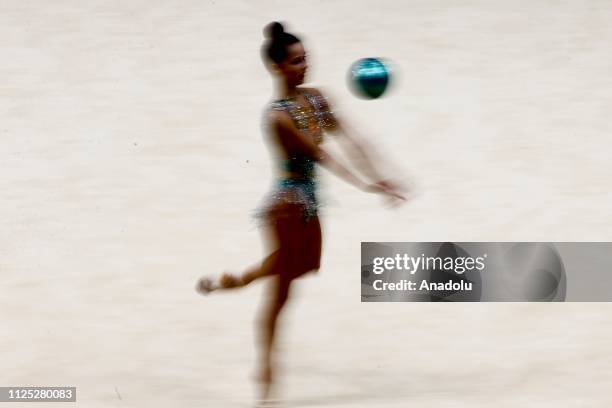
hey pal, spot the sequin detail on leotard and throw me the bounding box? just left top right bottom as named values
left=253, top=90, right=335, bottom=225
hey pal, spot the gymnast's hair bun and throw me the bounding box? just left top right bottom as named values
left=264, top=22, right=285, bottom=39
left=261, top=22, right=300, bottom=64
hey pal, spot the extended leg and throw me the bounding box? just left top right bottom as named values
left=256, top=273, right=293, bottom=401
left=238, top=249, right=282, bottom=285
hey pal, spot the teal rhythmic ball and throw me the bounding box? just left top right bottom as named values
left=349, top=58, right=390, bottom=99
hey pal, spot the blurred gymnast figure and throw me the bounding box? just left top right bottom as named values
left=197, top=21, right=407, bottom=405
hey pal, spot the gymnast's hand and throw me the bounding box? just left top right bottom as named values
left=366, top=179, right=407, bottom=206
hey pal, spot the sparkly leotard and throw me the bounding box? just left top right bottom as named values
left=254, top=89, right=335, bottom=224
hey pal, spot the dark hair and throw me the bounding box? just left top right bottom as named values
left=261, top=22, right=301, bottom=64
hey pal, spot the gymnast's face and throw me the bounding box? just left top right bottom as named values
left=275, top=42, right=308, bottom=86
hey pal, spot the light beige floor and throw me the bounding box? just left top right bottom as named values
left=2, top=0, right=612, bottom=406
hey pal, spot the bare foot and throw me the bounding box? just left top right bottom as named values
left=253, top=365, right=274, bottom=402
left=219, top=271, right=245, bottom=289
left=195, top=276, right=218, bottom=295
left=195, top=272, right=244, bottom=296
left=253, top=398, right=283, bottom=408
